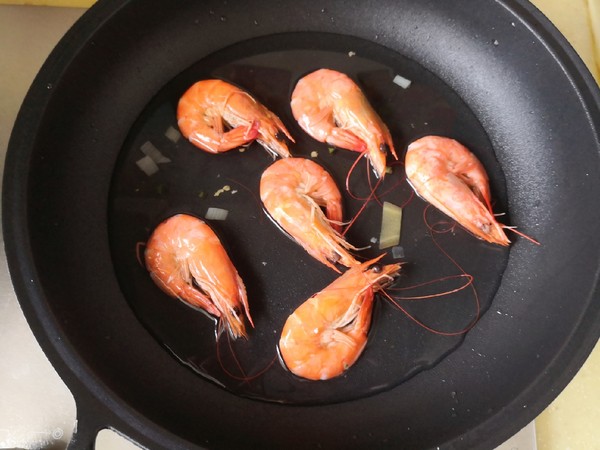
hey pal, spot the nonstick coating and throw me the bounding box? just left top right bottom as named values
left=4, top=0, right=600, bottom=449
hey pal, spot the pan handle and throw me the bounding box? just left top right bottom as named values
left=66, top=400, right=147, bottom=450
left=68, top=423, right=144, bottom=450
left=67, top=401, right=109, bottom=450
left=67, top=420, right=98, bottom=450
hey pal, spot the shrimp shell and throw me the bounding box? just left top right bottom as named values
left=145, top=214, right=253, bottom=339
left=291, top=68, right=396, bottom=177
left=279, top=256, right=401, bottom=380
left=405, top=136, right=510, bottom=246
left=177, top=79, right=294, bottom=158
left=260, top=158, right=359, bottom=271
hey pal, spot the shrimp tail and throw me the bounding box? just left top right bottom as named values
left=257, top=137, right=291, bottom=159
left=149, top=270, right=222, bottom=318
left=310, top=198, right=361, bottom=269
left=256, top=116, right=294, bottom=159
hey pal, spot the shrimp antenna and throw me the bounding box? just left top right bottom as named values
left=380, top=289, right=479, bottom=336
left=226, top=176, right=265, bottom=223
left=345, top=149, right=371, bottom=200
left=215, top=331, right=276, bottom=382
left=344, top=156, right=415, bottom=237
left=343, top=176, right=383, bottom=236
left=343, top=150, right=387, bottom=236
left=387, top=273, right=474, bottom=300
left=366, top=160, right=408, bottom=207
left=503, top=226, right=541, bottom=246
left=381, top=210, right=482, bottom=335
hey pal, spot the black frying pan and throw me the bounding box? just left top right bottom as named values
left=4, top=0, right=600, bottom=449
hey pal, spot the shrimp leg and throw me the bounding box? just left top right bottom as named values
left=148, top=263, right=221, bottom=318
left=145, top=214, right=253, bottom=339
left=187, top=117, right=260, bottom=153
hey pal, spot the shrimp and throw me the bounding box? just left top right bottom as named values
left=144, top=214, right=253, bottom=339
left=260, top=158, right=359, bottom=271
left=279, top=256, right=401, bottom=380
left=177, top=79, right=294, bottom=158
left=290, top=68, right=396, bottom=178
left=404, top=136, right=510, bottom=246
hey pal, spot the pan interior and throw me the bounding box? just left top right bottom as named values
left=108, top=32, right=509, bottom=405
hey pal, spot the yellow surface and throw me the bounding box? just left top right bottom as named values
left=589, top=0, right=600, bottom=79
left=530, top=1, right=600, bottom=448
left=536, top=341, right=600, bottom=450
left=532, top=0, right=600, bottom=82
left=0, top=0, right=594, bottom=77
left=0, top=0, right=94, bottom=6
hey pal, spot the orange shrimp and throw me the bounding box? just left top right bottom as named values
left=404, top=136, right=510, bottom=246
left=279, top=256, right=401, bottom=380
left=260, top=158, right=359, bottom=271
left=177, top=79, right=294, bottom=158
left=290, top=68, right=396, bottom=178
left=144, top=214, right=253, bottom=339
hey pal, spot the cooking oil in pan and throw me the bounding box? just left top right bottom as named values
left=108, top=33, right=509, bottom=405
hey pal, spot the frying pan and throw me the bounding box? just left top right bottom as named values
left=3, top=0, right=600, bottom=448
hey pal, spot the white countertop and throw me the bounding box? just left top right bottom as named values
left=0, top=8, right=81, bottom=448
left=0, top=4, right=596, bottom=450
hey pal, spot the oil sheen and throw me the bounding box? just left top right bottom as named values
left=108, top=33, right=509, bottom=405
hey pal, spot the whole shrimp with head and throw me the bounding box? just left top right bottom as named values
left=279, top=256, right=401, bottom=381
left=260, top=157, right=359, bottom=271
left=405, top=136, right=510, bottom=246
left=144, top=214, right=253, bottom=339
left=177, top=79, right=294, bottom=158
left=291, top=68, right=396, bottom=178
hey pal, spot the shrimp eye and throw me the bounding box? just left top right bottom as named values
left=370, top=264, right=382, bottom=273
left=379, top=143, right=390, bottom=155
left=232, top=306, right=242, bottom=317
left=275, top=132, right=285, bottom=142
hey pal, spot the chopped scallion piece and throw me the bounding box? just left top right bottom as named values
left=205, top=207, right=229, bottom=221
left=379, top=201, right=403, bottom=249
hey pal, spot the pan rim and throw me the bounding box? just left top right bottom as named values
left=3, top=0, right=600, bottom=448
